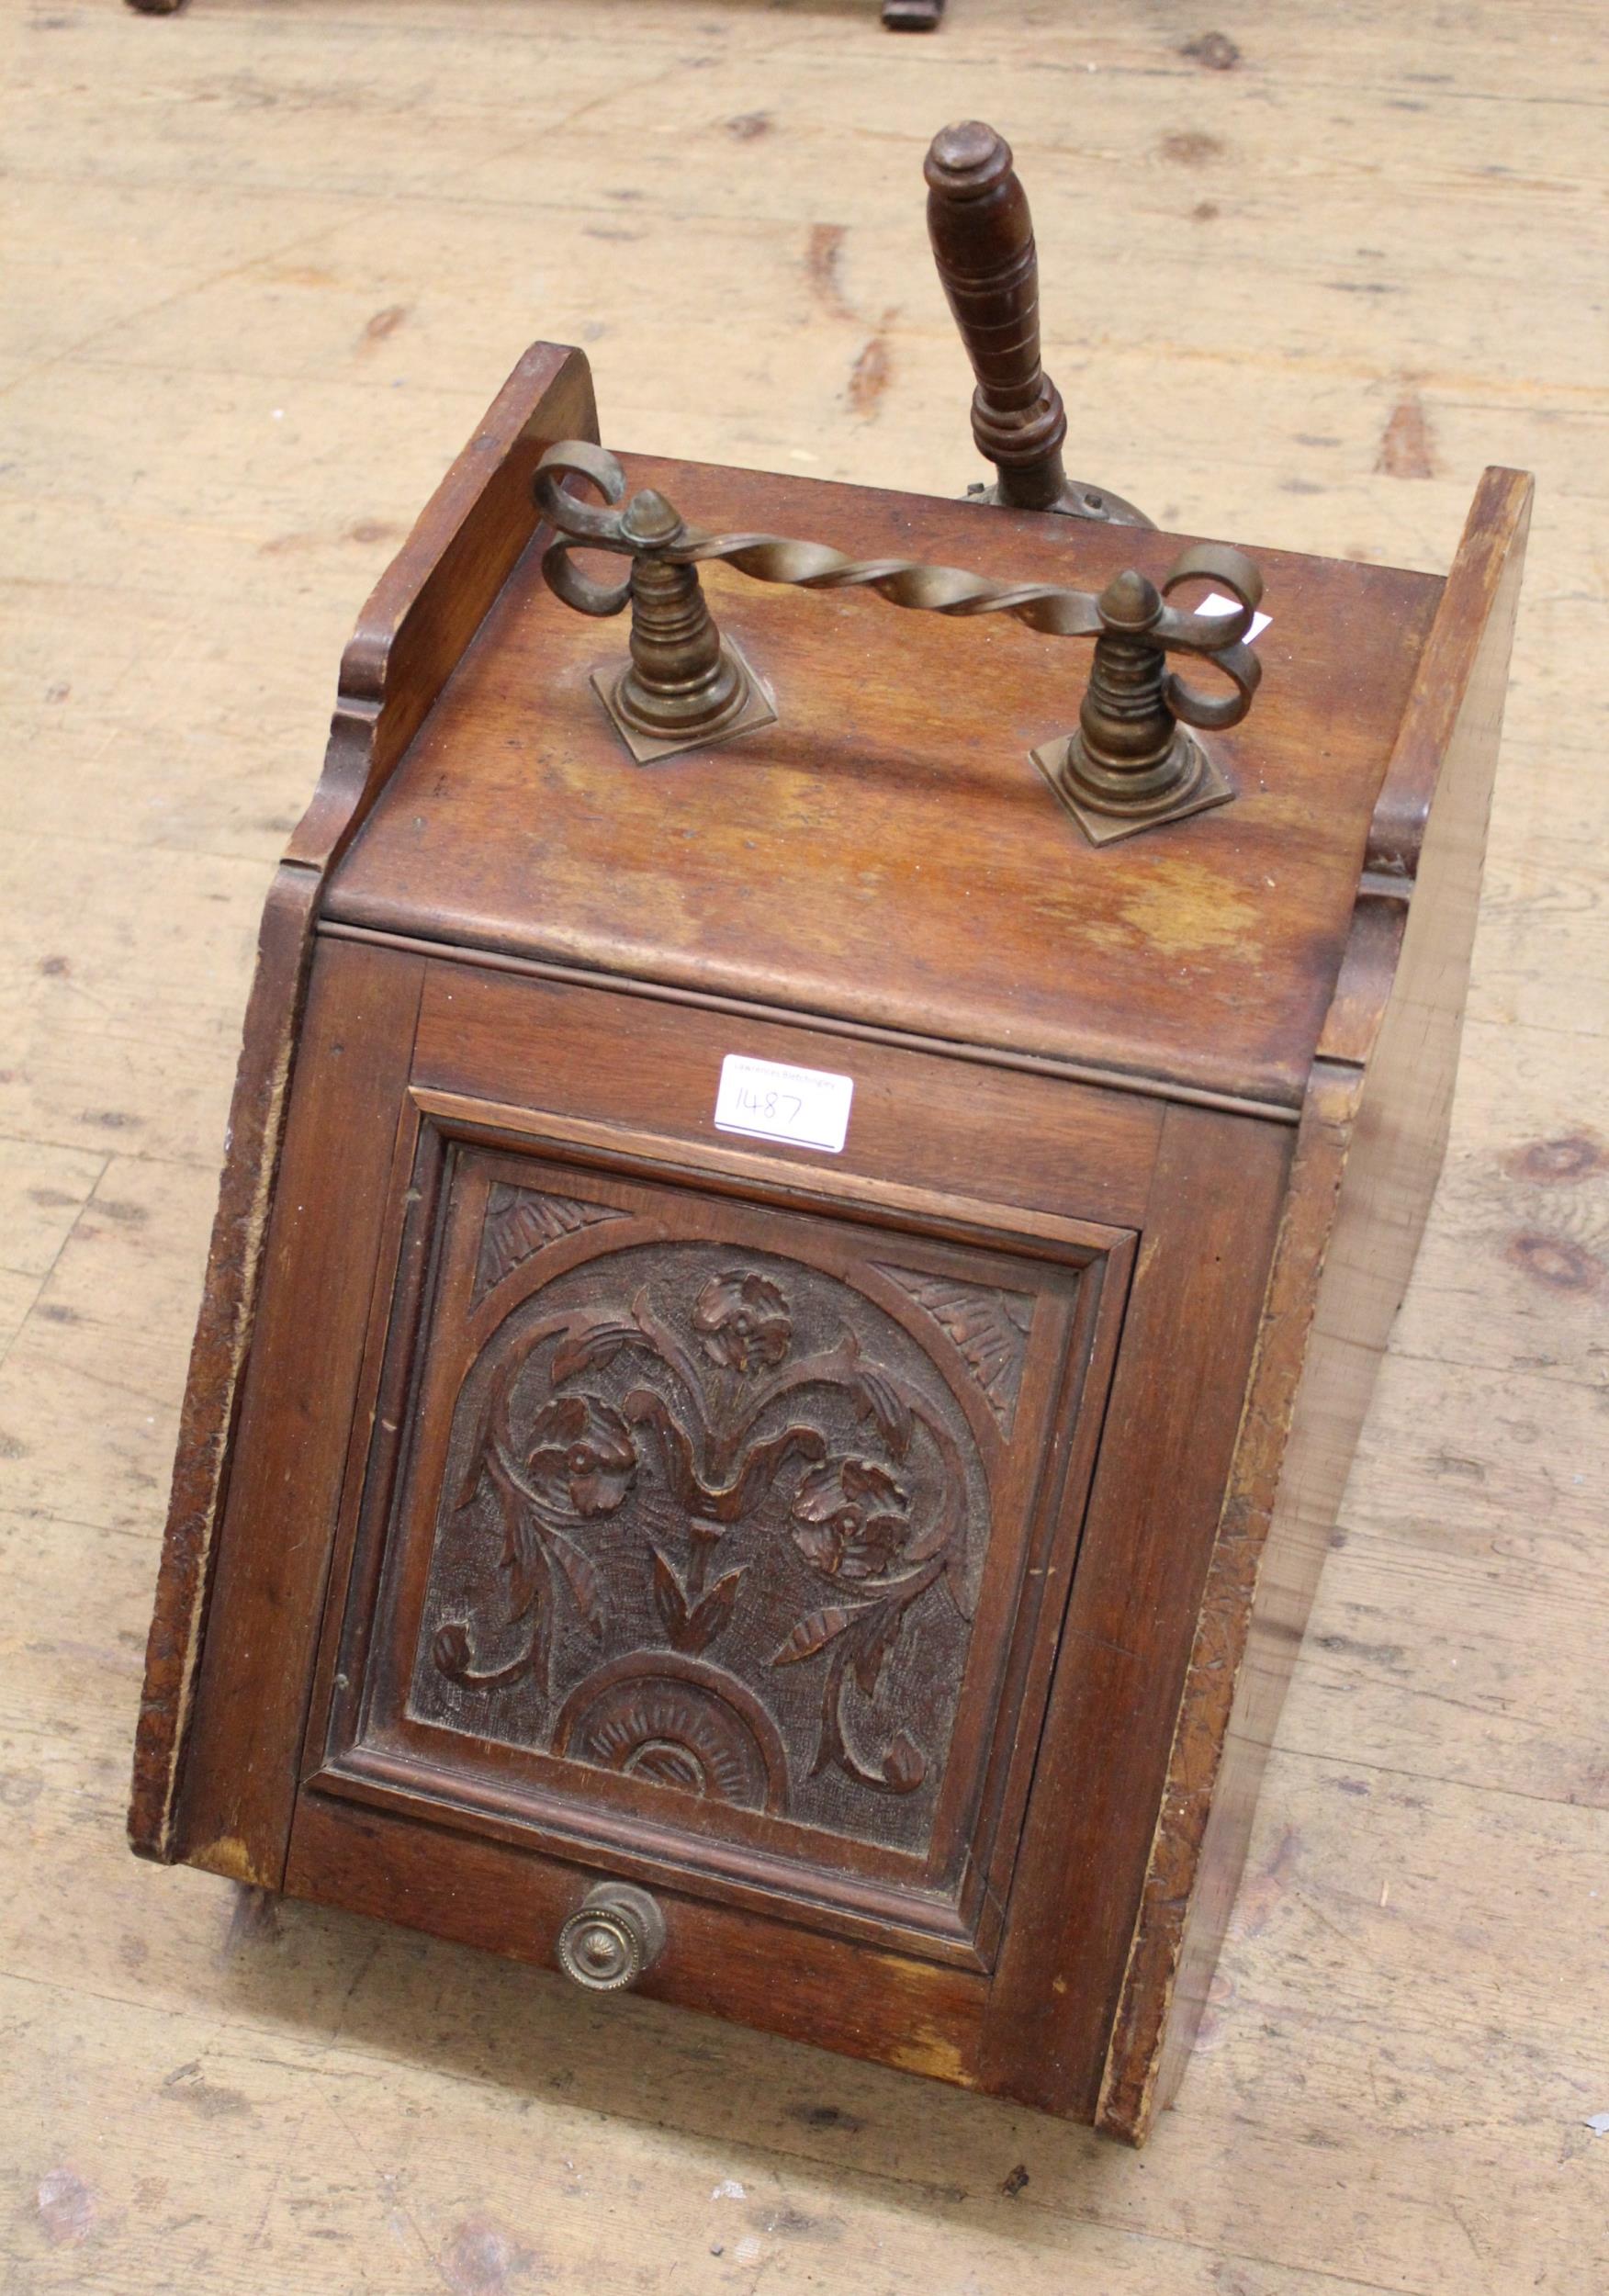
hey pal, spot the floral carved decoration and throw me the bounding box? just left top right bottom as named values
left=429, top=1244, right=981, bottom=1811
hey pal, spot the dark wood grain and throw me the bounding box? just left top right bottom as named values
left=924, top=120, right=1070, bottom=512
left=364, top=1172, right=1075, bottom=1866
left=299, top=1108, right=1131, bottom=1974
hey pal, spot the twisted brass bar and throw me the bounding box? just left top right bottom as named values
left=536, top=445, right=1257, bottom=712
left=533, top=442, right=1264, bottom=838
left=670, top=533, right=1106, bottom=642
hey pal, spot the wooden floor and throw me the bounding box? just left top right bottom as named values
left=4, top=1, right=1606, bottom=2287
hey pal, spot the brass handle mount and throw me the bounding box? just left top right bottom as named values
left=534, top=442, right=1263, bottom=843
left=556, top=1881, right=667, bottom=1993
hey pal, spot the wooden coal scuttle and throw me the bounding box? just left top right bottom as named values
left=130, top=126, right=1529, bottom=2142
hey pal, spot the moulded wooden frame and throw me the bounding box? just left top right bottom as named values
left=302, top=1096, right=1136, bottom=1974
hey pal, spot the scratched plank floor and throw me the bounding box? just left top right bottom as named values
left=2, top=0, right=1606, bottom=2289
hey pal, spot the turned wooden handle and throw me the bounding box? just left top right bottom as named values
left=924, top=120, right=1069, bottom=513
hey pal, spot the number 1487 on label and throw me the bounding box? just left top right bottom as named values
left=713, top=1053, right=854, bottom=1154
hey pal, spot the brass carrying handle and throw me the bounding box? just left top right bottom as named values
left=535, top=443, right=1260, bottom=723
left=534, top=441, right=1264, bottom=842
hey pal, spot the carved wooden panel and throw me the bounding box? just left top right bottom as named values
left=319, top=1125, right=1131, bottom=1951
left=415, top=1226, right=994, bottom=1854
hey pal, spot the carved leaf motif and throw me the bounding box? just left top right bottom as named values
left=551, top=1320, right=642, bottom=1385
left=475, top=1185, right=626, bottom=1300
left=685, top=1568, right=745, bottom=1656
left=650, top=1546, right=691, bottom=1641
left=873, top=1265, right=1035, bottom=1435
left=901, top=1510, right=952, bottom=1568
left=854, top=1364, right=913, bottom=1458
left=650, top=1551, right=745, bottom=1656
left=549, top=1533, right=604, bottom=1638
left=431, top=1620, right=533, bottom=1694
left=851, top=1615, right=897, bottom=1701
left=482, top=1455, right=543, bottom=1621
left=433, top=1623, right=472, bottom=1678
left=771, top=1606, right=856, bottom=1666
left=624, top=1391, right=703, bottom=1511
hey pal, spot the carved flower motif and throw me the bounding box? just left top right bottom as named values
left=525, top=1393, right=636, bottom=1518
left=692, top=1270, right=792, bottom=1374
left=790, top=1458, right=910, bottom=1581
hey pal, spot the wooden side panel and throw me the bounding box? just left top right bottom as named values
left=169, top=942, right=425, bottom=1884
left=1097, top=468, right=1533, bottom=2141
left=1092, top=1061, right=1359, bottom=2134
left=287, top=342, right=598, bottom=875
left=129, top=343, right=599, bottom=1863
left=128, top=864, right=318, bottom=1858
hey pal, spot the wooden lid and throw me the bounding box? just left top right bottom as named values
left=324, top=455, right=1442, bottom=1112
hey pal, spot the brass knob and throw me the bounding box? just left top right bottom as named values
left=556, top=1882, right=666, bottom=1993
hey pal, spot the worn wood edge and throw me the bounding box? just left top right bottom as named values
left=285, top=1793, right=992, bottom=2093
left=336, top=341, right=597, bottom=706
left=1089, top=1060, right=1361, bottom=2141
left=1319, top=471, right=1533, bottom=1074
left=128, top=343, right=598, bottom=1863
left=168, top=947, right=432, bottom=1888
left=128, top=862, right=320, bottom=1861
left=287, top=340, right=599, bottom=874
left=1361, top=465, right=1534, bottom=890
left=1092, top=467, right=1533, bottom=2142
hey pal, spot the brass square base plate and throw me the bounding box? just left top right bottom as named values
left=592, top=636, right=778, bottom=766
left=1030, top=737, right=1235, bottom=847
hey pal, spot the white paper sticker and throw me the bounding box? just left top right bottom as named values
left=1198, top=589, right=1272, bottom=642
left=714, top=1053, right=853, bottom=1154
